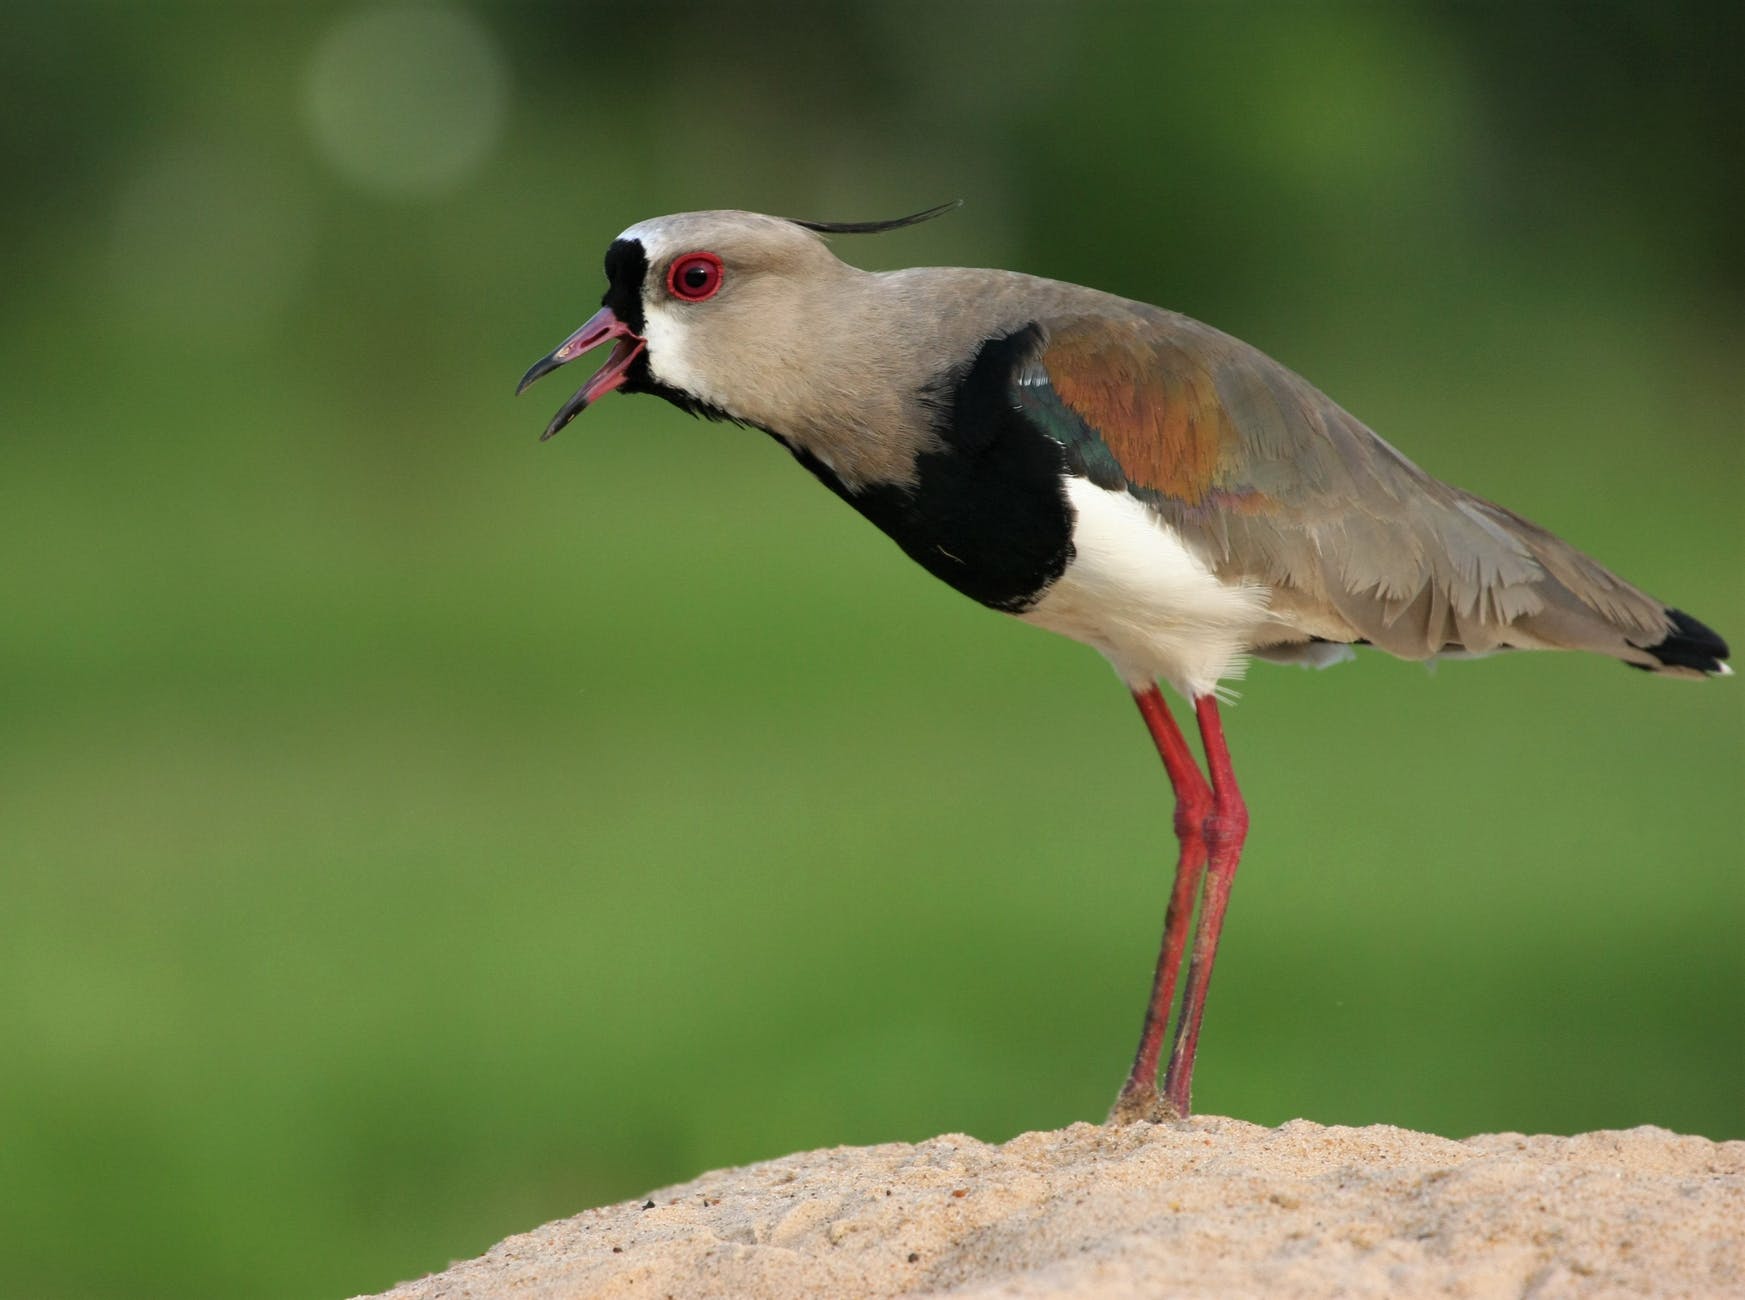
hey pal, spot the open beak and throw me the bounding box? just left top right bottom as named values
left=516, top=306, right=647, bottom=441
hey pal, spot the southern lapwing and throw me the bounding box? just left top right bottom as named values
left=518, top=204, right=1731, bottom=1123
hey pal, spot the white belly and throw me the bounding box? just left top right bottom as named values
left=1019, top=478, right=1269, bottom=699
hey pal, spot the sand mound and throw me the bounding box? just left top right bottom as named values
left=360, top=1116, right=1744, bottom=1298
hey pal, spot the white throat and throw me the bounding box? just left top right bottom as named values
left=638, top=298, right=708, bottom=402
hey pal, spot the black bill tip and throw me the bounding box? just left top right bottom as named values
left=541, top=387, right=591, bottom=441
left=517, top=351, right=565, bottom=397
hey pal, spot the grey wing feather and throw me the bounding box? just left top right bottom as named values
left=1028, top=306, right=1677, bottom=664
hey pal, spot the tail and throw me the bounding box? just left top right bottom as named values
left=1629, top=607, right=1732, bottom=678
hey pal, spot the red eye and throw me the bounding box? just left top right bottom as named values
left=667, top=252, right=723, bottom=302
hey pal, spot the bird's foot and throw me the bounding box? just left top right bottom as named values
left=1106, top=1079, right=1185, bottom=1126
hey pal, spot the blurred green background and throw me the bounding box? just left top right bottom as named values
left=3, top=2, right=1740, bottom=1296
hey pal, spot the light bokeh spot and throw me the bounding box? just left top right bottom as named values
left=304, top=3, right=507, bottom=199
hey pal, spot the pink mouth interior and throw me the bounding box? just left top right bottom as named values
left=580, top=337, right=646, bottom=404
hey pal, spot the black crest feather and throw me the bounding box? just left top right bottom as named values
left=788, top=200, right=961, bottom=235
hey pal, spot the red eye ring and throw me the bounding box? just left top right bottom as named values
left=667, top=252, right=724, bottom=302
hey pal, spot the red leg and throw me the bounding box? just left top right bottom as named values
left=1111, top=685, right=1213, bottom=1121
left=1161, top=695, right=1249, bottom=1117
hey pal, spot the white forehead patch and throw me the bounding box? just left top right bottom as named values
left=617, top=218, right=678, bottom=263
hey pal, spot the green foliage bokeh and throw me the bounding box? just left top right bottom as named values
left=2, top=3, right=1740, bottom=1297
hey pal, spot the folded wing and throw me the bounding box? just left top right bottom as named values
left=1012, top=307, right=1696, bottom=669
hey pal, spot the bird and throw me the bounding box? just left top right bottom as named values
left=517, top=203, right=1730, bottom=1123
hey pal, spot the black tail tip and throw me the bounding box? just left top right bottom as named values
left=1634, top=607, right=1732, bottom=676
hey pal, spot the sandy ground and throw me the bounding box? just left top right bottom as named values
left=361, top=1116, right=1744, bottom=1299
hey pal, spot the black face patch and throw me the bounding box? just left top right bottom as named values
left=601, top=236, right=701, bottom=410
left=601, top=238, right=647, bottom=335
left=600, top=236, right=743, bottom=417
left=780, top=326, right=1075, bottom=614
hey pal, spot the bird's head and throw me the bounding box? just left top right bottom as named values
left=517, top=203, right=959, bottom=440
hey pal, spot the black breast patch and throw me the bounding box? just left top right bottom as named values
left=782, top=325, right=1075, bottom=614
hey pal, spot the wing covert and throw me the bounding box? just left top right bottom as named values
left=1010, top=310, right=1671, bottom=660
